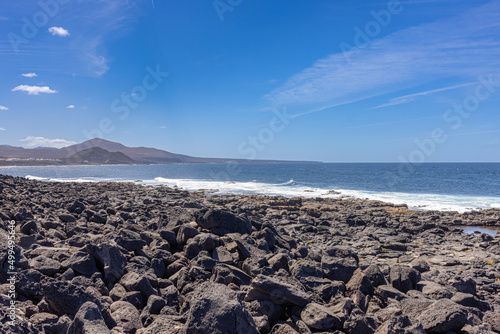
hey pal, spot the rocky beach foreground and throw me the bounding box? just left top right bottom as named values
left=1, top=174, right=500, bottom=334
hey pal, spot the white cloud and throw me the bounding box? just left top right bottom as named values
left=0, top=128, right=5, bottom=131
left=21, top=72, right=37, bottom=78
left=12, top=85, right=58, bottom=95
left=159, top=126, right=166, bottom=129
left=266, top=1, right=500, bottom=114
left=66, top=105, right=75, bottom=109
left=20, top=136, right=77, bottom=149
left=371, top=82, right=476, bottom=109
left=0, top=105, right=8, bottom=110
left=48, top=27, right=70, bottom=37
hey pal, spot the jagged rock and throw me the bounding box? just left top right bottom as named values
left=416, top=299, right=468, bottom=333
left=110, top=301, right=143, bottom=334
left=28, top=255, right=61, bottom=276
left=321, top=256, right=358, bottom=283
left=300, top=302, right=342, bottom=330
left=374, top=315, right=425, bottom=334
left=67, top=301, right=110, bottom=334
left=389, top=265, right=421, bottom=293
left=90, top=242, right=127, bottom=284
left=135, top=315, right=183, bottom=334
left=451, top=292, right=491, bottom=311
left=184, top=281, right=259, bottom=334
left=62, top=251, right=98, bottom=277
left=346, top=268, right=374, bottom=296
left=245, top=274, right=311, bottom=307
left=197, top=209, right=253, bottom=235
left=418, top=281, right=453, bottom=300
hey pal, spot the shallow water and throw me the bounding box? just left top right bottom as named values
left=461, top=226, right=500, bottom=236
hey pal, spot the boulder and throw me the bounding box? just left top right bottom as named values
left=67, top=302, right=110, bottom=334
left=62, top=252, right=98, bottom=277
left=389, top=265, right=420, bottom=293
left=184, top=281, right=259, bottom=334
left=416, top=299, right=468, bottom=333
left=374, top=315, right=425, bottom=334
left=300, top=302, right=342, bottom=330
left=245, top=274, right=311, bottom=307
left=28, top=255, right=61, bottom=276
left=90, top=242, right=127, bottom=284
left=110, top=301, right=143, bottom=334
left=197, top=209, right=253, bottom=235
left=135, top=315, right=183, bottom=334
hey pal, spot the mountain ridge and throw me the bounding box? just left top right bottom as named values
left=0, top=138, right=321, bottom=166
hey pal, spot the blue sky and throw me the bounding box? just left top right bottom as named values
left=0, top=0, right=499, bottom=162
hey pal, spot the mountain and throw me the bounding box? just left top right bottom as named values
left=0, top=138, right=320, bottom=165
left=64, top=147, right=138, bottom=165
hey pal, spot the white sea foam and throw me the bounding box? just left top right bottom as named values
left=141, top=177, right=500, bottom=213
left=23, top=174, right=499, bottom=213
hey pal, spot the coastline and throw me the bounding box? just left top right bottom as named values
left=1, top=174, right=499, bottom=333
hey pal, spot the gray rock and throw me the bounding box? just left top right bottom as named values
left=90, top=242, right=127, bottom=284
left=110, top=301, right=143, bottom=334
left=451, top=292, right=491, bottom=311
left=63, top=252, right=98, bottom=277
left=245, top=300, right=285, bottom=324
left=375, top=285, right=407, bottom=301
left=67, top=301, right=110, bottom=334
left=321, top=256, right=358, bottom=283
left=410, top=259, right=430, bottom=273
left=245, top=274, right=311, bottom=307
left=119, top=272, right=158, bottom=304
left=135, top=315, right=183, bottom=334
left=269, top=322, right=300, bottom=334
left=176, top=224, right=199, bottom=245
left=300, top=302, right=342, bottom=330
left=418, top=281, right=453, bottom=300
left=290, top=260, right=323, bottom=281
left=374, top=315, right=425, bottom=334
left=483, top=311, right=500, bottom=332
left=344, top=312, right=378, bottom=334
left=389, top=265, right=421, bottom=293
left=400, top=298, right=434, bottom=321
left=59, top=214, right=76, bottom=223
left=364, top=264, right=386, bottom=287
left=416, top=299, right=468, bottom=333
left=197, top=209, right=253, bottom=235
left=29, top=255, right=61, bottom=276
left=346, top=268, right=374, bottom=296
left=185, top=281, right=259, bottom=334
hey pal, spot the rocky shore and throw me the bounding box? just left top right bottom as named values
left=0, top=174, right=499, bottom=334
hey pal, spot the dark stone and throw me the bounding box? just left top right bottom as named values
left=197, top=209, right=253, bottom=235
left=67, top=301, right=110, bottom=334
left=389, top=265, right=421, bottom=293
left=185, top=281, right=259, bottom=334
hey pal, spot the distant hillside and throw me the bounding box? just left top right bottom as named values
left=0, top=138, right=321, bottom=166
left=63, top=147, right=137, bottom=165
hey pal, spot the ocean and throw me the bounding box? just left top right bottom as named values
left=1, top=163, right=499, bottom=213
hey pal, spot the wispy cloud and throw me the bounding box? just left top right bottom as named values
left=66, top=105, right=75, bottom=109
left=21, top=72, right=37, bottom=78
left=371, top=82, right=477, bottom=109
left=345, top=116, right=441, bottom=129
left=69, top=0, right=139, bottom=77
left=0, top=128, right=5, bottom=131
left=20, top=136, right=76, bottom=149
left=266, top=1, right=500, bottom=114
left=48, top=27, right=70, bottom=37
left=12, top=85, right=58, bottom=95
left=0, top=105, right=8, bottom=111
